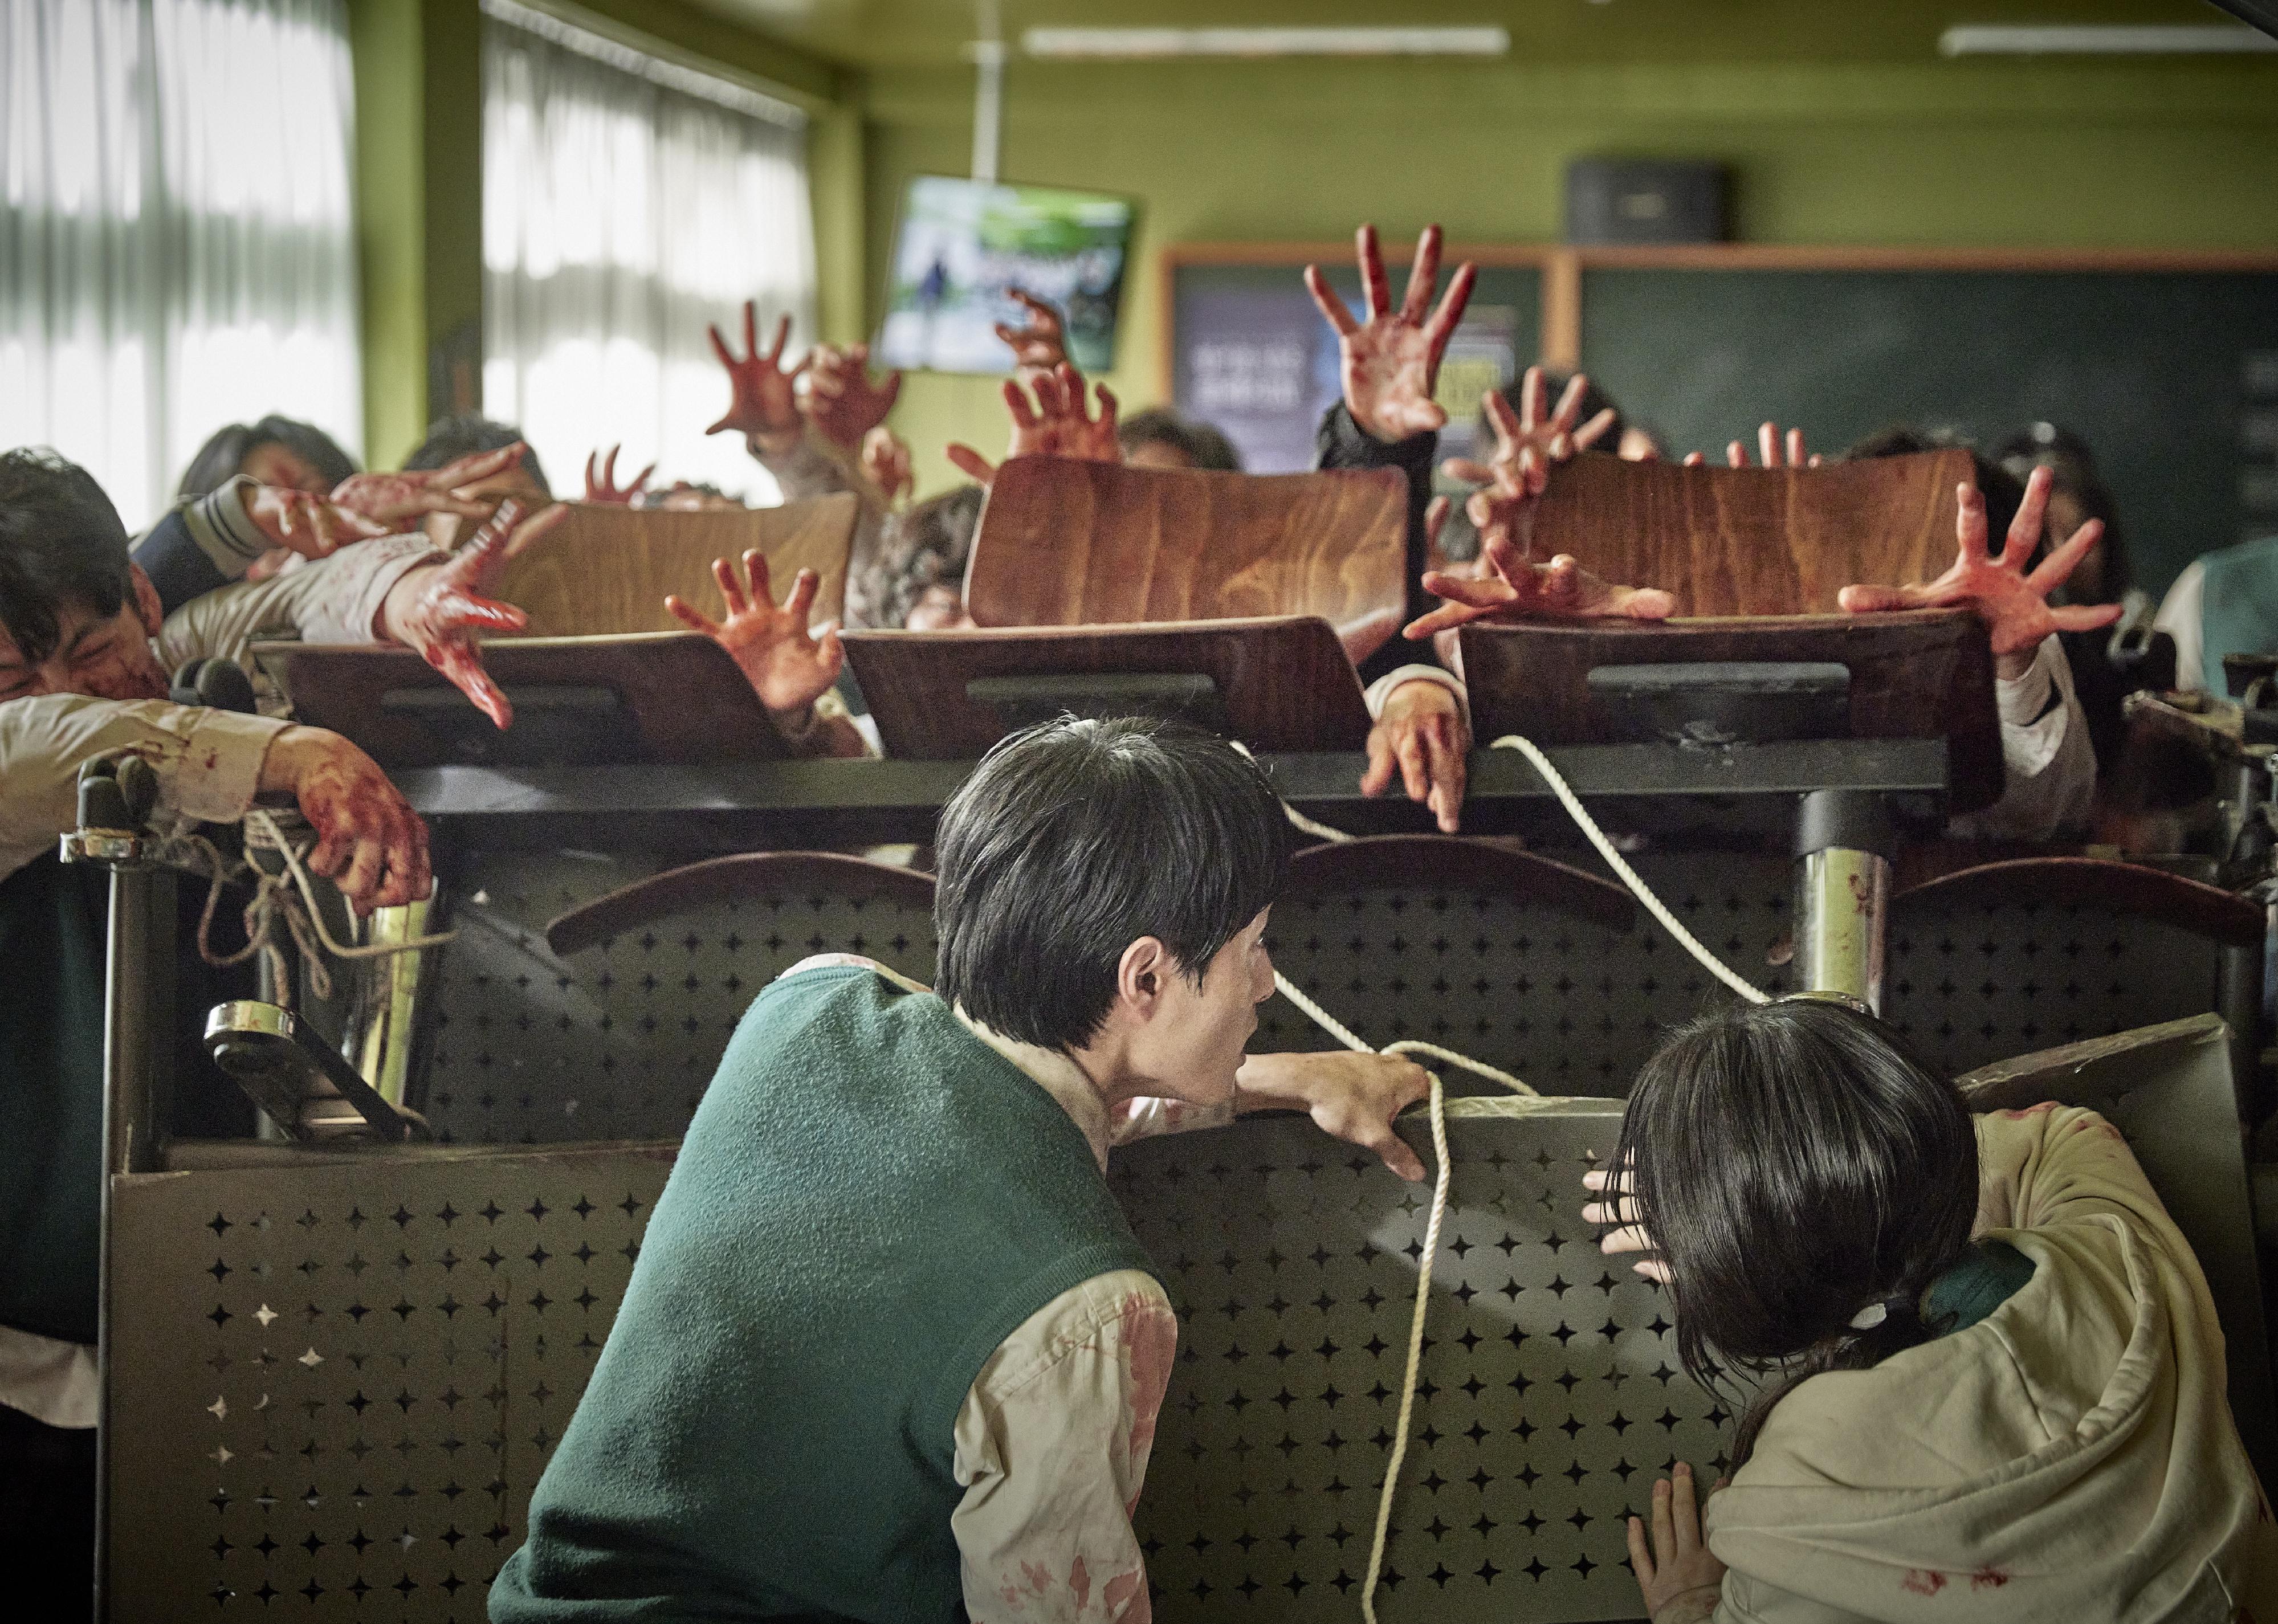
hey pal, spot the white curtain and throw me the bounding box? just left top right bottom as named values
left=482, top=0, right=816, bottom=505
left=0, top=0, right=362, bottom=528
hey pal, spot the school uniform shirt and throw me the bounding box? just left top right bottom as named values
left=0, top=533, right=447, bottom=1428
left=1702, top=1103, right=2278, bottom=1622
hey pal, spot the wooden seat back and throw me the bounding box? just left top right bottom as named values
left=492, top=494, right=859, bottom=636
left=964, top=456, right=1409, bottom=664
left=1527, top=448, right=1971, bottom=615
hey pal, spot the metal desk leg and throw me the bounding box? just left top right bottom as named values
left=1792, top=788, right=1894, bottom=1011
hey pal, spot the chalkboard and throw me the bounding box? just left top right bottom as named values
left=1169, top=259, right=1542, bottom=474
left=1578, top=267, right=2278, bottom=595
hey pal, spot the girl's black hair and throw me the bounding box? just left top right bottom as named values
left=1612, top=999, right=1978, bottom=1468
left=177, top=415, right=358, bottom=501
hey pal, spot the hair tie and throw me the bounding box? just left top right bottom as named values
left=1848, top=1292, right=1914, bottom=1332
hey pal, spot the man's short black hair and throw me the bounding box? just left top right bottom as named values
left=176, top=415, right=358, bottom=501
left=1118, top=408, right=1243, bottom=472
left=0, top=450, right=135, bottom=667
left=404, top=414, right=550, bottom=497
left=934, top=716, right=1293, bottom=1050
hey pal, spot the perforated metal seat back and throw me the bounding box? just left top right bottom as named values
left=1258, top=852, right=1795, bottom=1096
left=421, top=851, right=939, bottom=1143
left=1884, top=893, right=2223, bottom=1079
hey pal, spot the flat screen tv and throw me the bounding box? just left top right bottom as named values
left=875, top=175, right=1136, bottom=375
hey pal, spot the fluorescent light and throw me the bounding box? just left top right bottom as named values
left=1020, top=26, right=1511, bottom=59
left=1940, top=24, right=2277, bottom=54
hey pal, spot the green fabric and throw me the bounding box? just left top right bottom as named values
left=1925, top=1239, right=2037, bottom=1336
left=2194, top=533, right=2278, bottom=692
left=489, top=967, right=1161, bottom=1624
left=0, top=855, right=111, bottom=1345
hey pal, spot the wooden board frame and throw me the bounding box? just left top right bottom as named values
left=1159, top=240, right=2278, bottom=394
left=842, top=616, right=1372, bottom=760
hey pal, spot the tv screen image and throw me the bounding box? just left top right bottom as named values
left=875, top=175, right=1136, bottom=375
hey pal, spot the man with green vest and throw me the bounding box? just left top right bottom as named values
left=488, top=716, right=1435, bottom=1623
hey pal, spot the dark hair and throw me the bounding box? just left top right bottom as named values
left=863, top=484, right=985, bottom=629
left=1613, top=999, right=1978, bottom=1469
left=176, top=415, right=358, bottom=501
left=1118, top=408, right=1243, bottom=472
left=404, top=414, right=549, bottom=497
left=934, top=716, right=1294, bottom=1050
left=0, top=450, right=136, bottom=666
left=1993, top=421, right=2132, bottom=598
left=1840, top=425, right=2025, bottom=552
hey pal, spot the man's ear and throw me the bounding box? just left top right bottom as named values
left=1114, top=936, right=1170, bottom=1020
left=129, top=565, right=164, bottom=637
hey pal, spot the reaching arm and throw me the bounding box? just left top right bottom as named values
left=952, top=1271, right=1172, bottom=1624
left=665, top=551, right=870, bottom=758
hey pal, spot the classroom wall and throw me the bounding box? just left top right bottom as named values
left=862, top=54, right=2278, bottom=496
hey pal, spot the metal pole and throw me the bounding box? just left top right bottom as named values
left=1791, top=788, right=1895, bottom=1011
left=92, top=861, right=170, bottom=1622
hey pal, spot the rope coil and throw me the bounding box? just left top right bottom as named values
left=1264, top=731, right=1766, bottom=1622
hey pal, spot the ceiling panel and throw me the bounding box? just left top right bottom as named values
left=686, top=0, right=2242, bottom=71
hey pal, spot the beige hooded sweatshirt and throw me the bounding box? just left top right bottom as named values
left=1704, top=1102, right=2278, bottom=1623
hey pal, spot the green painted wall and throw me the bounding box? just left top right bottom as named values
left=862, top=54, right=2278, bottom=496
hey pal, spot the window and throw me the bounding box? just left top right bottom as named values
left=481, top=0, right=816, bottom=504
left=0, top=0, right=362, bottom=526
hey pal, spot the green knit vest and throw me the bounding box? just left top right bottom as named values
left=490, top=967, right=1161, bottom=1624
left=2195, top=533, right=2278, bottom=693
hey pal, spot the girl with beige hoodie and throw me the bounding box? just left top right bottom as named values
left=1586, top=997, right=2277, bottom=1623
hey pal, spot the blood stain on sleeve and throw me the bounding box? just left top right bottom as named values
left=1900, top=1568, right=1948, bottom=1596
left=1069, top=1556, right=1090, bottom=1613
left=1019, top=1561, right=1050, bottom=1597
left=1970, top=1566, right=2011, bottom=1590
left=1102, top=1567, right=1146, bottom=1621
left=1118, top=1294, right=1177, bottom=1470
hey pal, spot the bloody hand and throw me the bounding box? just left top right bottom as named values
left=1837, top=464, right=2122, bottom=673
left=242, top=485, right=385, bottom=560
left=261, top=726, right=431, bottom=916
left=860, top=427, right=914, bottom=504
left=665, top=549, right=843, bottom=717
left=1304, top=223, right=1477, bottom=444
left=331, top=443, right=528, bottom=528
left=582, top=445, right=654, bottom=505
left=946, top=362, right=1121, bottom=487
left=805, top=343, right=904, bottom=453
left=381, top=500, right=565, bottom=729
left=706, top=302, right=808, bottom=442
left=993, top=288, right=1069, bottom=374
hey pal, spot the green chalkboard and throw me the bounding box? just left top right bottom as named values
left=1578, top=267, right=2278, bottom=595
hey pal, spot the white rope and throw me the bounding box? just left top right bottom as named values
left=243, top=809, right=457, bottom=961
left=1261, top=731, right=1768, bottom=1621
left=1485, top=735, right=1770, bottom=1007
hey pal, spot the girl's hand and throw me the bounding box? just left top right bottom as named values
left=1628, top=1463, right=1727, bottom=1622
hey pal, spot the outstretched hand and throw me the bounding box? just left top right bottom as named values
left=331, top=443, right=529, bottom=528
left=666, top=550, right=843, bottom=719
left=706, top=302, right=808, bottom=442
left=805, top=342, right=904, bottom=452
left=1709, top=422, right=1819, bottom=470
left=242, top=485, right=385, bottom=561
left=583, top=445, right=654, bottom=505
left=1403, top=368, right=1673, bottom=639
left=861, top=426, right=914, bottom=504
left=946, top=362, right=1121, bottom=487
left=380, top=499, right=564, bottom=730
left=1305, top=223, right=1477, bottom=444
left=1837, top=464, right=2121, bottom=676
left=1582, top=1161, right=1668, bottom=1284
left=993, top=287, right=1069, bottom=374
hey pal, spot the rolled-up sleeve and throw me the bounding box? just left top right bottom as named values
left=952, top=1269, right=1176, bottom=1624
left=0, top=694, right=287, bottom=881
left=1949, top=634, right=2096, bottom=842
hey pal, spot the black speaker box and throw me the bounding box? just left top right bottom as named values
left=1564, top=158, right=1728, bottom=245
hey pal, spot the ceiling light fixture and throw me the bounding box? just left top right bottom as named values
left=1939, top=23, right=2276, bottom=54
left=1019, top=26, right=1511, bottom=59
